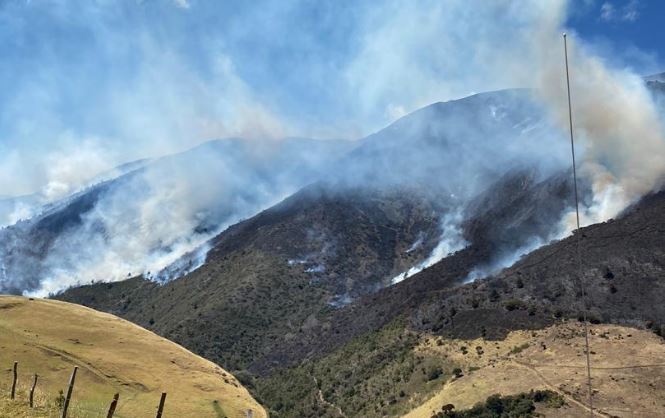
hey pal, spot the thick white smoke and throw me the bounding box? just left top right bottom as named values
left=25, top=139, right=352, bottom=296
left=387, top=0, right=665, bottom=283
left=391, top=209, right=467, bottom=284
left=528, top=3, right=665, bottom=232
left=2, top=0, right=664, bottom=295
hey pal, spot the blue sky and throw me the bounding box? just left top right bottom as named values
left=0, top=0, right=662, bottom=197
left=569, top=0, right=663, bottom=76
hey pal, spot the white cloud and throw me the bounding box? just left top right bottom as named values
left=600, top=2, right=615, bottom=20
left=173, top=0, right=190, bottom=9
left=622, top=0, right=640, bottom=21
left=600, top=0, right=640, bottom=22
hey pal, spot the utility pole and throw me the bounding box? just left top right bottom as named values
left=563, top=32, right=594, bottom=418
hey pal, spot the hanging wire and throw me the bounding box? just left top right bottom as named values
left=563, top=32, right=594, bottom=417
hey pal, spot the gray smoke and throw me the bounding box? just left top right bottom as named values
left=1, top=138, right=353, bottom=295
left=2, top=0, right=664, bottom=295
left=386, top=0, right=665, bottom=282
left=520, top=2, right=665, bottom=233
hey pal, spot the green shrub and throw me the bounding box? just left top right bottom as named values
left=427, top=367, right=443, bottom=381
left=430, top=390, right=564, bottom=417
left=509, top=343, right=530, bottom=355
left=503, top=299, right=527, bottom=311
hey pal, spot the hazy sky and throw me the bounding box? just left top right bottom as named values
left=0, top=0, right=662, bottom=197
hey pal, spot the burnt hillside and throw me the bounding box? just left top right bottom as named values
left=58, top=167, right=578, bottom=372
left=56, top=184, right=447, bottom=370
left=257, top=187, right=665, bottom=373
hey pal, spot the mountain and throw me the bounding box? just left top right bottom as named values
left=645, top=72, right=665, bottom=82
left=3, top=88, right=569, bottom=296
left=55, top=87, right=579, bottom=366
left=55, top=85, right=665, bottom=416
left=0, top=193, right=40, bottom=227
left=0, top=158, right=150, bottom=229
left=231, top=189, right=665, bottom=418
left=0, top=296, right=265, bottom=417
left=54, top=169, right=582, bottom=395
left=51, top=88, right=584, bottom=415
left=57, top=183, right=665, bottom=417
left=0, top=137, right=354, bottom=295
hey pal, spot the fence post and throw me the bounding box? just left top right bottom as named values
left=106, top=393, right=119, bottom=418
left=10, top=362, right=17, bottom=400
left=155, top=392, right=167, bottom=418
left=61, top=366, right=78, bottom=418
left=29, top=374, right=38, bottom=407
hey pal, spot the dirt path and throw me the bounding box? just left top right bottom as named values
left=532, top=363, right=665, bottom=370
left=404, top=323, right=665, bottom=418
left=313, top=376, right=347, bottom=418
left=514, top=360, right=611, bottom=418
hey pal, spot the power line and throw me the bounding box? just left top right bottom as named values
left=563, top=32, right=594, bottom=417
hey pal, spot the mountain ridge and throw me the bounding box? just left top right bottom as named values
left=53, top=84, right=665, bottom=417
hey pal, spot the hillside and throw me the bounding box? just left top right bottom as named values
left=54, top=85, right=665, bottom=417
left=52, top=89, right=586, bottom=380
left=3, top=2, right=665, bottom=417
left=0, top=296, right=265, bottom=418
left=0, top=137, right=353, bottom=295
left=58, top=167, right=576, bottom=373
left=405, top=322, right=665, bottom=418
left=236, top=189, right=665, bottom=417
left=54, top=184, right=447, bottom=371
left=254, top=321, right=665, bottom=417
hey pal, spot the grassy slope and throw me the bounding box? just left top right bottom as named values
left=255, top=320, right=462, bottom=418
left=0, top=392, right=61, bottom=418
left=0, top=296, right=265, bottom=418
left=405, top=322, right=665, bottom=418
left=254, top=320, right=665, bottom=418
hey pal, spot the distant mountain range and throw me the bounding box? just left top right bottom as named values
left=0, top=137, right=354, bottom=294
left=645, top=71, right=665, bottom=82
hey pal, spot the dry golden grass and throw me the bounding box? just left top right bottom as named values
left=0, top=296, right=266, bottom=418
left=403, top=322, right=665, bottom=418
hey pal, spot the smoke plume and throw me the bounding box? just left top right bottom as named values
left=1, top=0, right=664, bottom=295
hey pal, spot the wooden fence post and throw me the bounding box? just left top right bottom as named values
left=155, top=392, right=167, bottom=418
left=10, top=362, right=17, bottom=400
left=29, top=374, right=38, bottom=408
left=61, top=366, right=78, bottom=418
left=106, top=393, right=119, bottom=418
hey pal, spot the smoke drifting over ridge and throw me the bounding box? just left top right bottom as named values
left=409, top=0, right=665, bottom=279
left=0, top=139, right=352, bottom=296
left=0, top=0, right=664, bottom=295
left=526, top=3, right=665, bottom=229
left=353, top=0, right=665, bottom=283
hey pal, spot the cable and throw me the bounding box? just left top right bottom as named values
left=563, top=32, right=594, bottom=417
